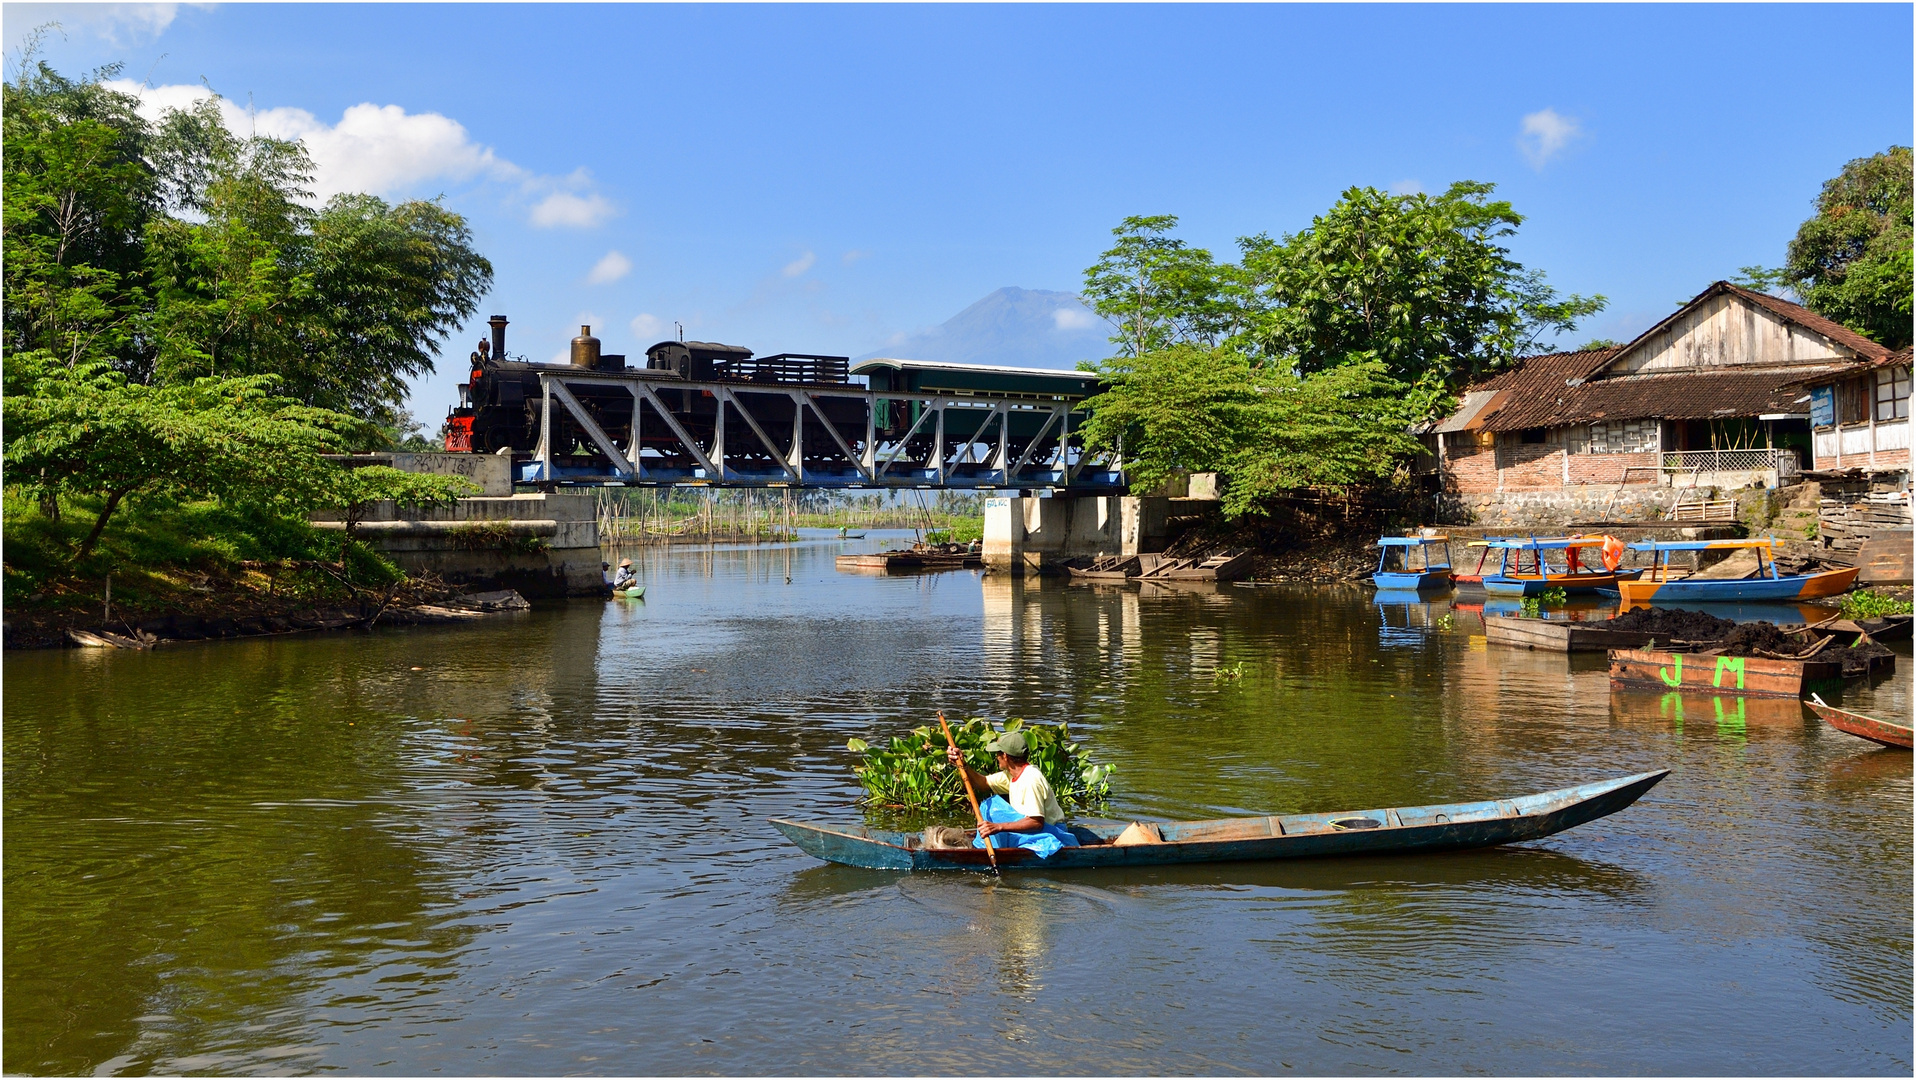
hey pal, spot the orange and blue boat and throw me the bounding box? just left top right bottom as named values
left=1613, top=539, right=1859, bottom=604
left=1480, top=536, right=1641, bottom=597
left=1372, top=535, right=1454, bottom=590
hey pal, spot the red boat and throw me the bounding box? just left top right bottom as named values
left=1808, top=695, right=1912, bottom=749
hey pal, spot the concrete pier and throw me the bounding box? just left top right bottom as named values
left=983, top=483, right=1221, bottom=574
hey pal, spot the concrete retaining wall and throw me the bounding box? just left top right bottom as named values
left=324, top=451, right=514, bottom=496
left=312, top=492, right=604, bottom=597
left=1438, top=488, right=1687, bottom=529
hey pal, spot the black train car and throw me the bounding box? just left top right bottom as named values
left=444, top=317, right=862, bottom=476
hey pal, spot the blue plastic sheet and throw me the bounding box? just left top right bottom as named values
left=972, top=794, right=1080, bottom=859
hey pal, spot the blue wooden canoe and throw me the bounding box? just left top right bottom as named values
left=772, top=770, right=1668, bottom=871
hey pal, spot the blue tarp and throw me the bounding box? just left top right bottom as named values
left=972, top=795, right=1080, bottom=860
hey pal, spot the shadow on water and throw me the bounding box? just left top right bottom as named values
left=779, top=844, right=1649, bottom=905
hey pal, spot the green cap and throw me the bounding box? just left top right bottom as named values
left=986, top=731, right=1028, bottom=757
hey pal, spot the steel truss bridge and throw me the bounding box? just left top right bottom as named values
left=516, top=367, right=1124, bottom=491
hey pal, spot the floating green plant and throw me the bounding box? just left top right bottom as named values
left=1840, top=589, right=1914, bottom=620
left=845, top=716, right=1113, bottom=811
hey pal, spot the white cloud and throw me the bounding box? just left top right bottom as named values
left=530, top=189, right=615, bottom=229
left=6, top=3, right=196, bottom=50
left=1390, top=179, right=1424, bottom=196
left=630, top=313, right=664, bottom=340
left=782, top=251, right=817, bottom=278
left=102, top=79, right=617, bottom=225
left=1052, top=304, right=1096, bottom=331
left=841, top=249, right=872, bottom=266
left=586, top=250, right=632, bottom=285
left=1518, top=108, right=1580, bottom=168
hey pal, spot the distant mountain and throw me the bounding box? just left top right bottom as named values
left=855, top=287, right=1111, bottom=370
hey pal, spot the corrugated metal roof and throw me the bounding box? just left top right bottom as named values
left=849, top=357, right=1100, bottom=380
left=1476, top=368, right=1843, bottom=431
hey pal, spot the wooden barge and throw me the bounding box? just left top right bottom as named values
left=1608, top=648, right=1843, bottom=699
left=835, top=543, right=983, bottom=572
left=1484, top=616, right=1658, bottom=652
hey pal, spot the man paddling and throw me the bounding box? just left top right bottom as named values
left=945, top=731, right=1079, bottom=856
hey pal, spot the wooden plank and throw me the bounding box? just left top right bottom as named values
left=1858, top=529, right=1914, bottom=585
left=1607, top=647, right=1840, bottom=699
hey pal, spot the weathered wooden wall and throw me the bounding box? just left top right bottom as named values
left=1613, top=292, right=1849, bottom=374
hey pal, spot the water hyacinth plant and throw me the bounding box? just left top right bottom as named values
left=845, top=716, right=1113, bottom=811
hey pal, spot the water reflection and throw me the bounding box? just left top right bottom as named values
left=4, top=543, right=1910, bottom=1075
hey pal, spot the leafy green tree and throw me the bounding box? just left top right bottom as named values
left=142, top=115, right=493, bottom=430
left=1, top=61, right=156, bottom=378
left=300, top=194, right=493, bottom=427
left=1077, top=345, right=1423, bottom=517
left=1235, top=182, right=1605, bottom=392
left=2, top=356, right=350, bottom=562
left=1218, top=359, right=1426, bottom=517
left=1077, top=344, right=1263, bottom=493
left=1784, top=146, right=1912, bottom=349
left=1082, top=215, right=1243, bottom=357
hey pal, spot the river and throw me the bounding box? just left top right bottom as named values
left=6, top=533, right=1911, bottom=1074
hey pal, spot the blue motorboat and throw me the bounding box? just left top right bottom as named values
left=1373, top=535, right=1454, bottom=590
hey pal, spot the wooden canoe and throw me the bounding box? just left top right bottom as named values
left=1808, top=694, right=1913, bottom=749
left=1616, top=565, right=1860, bottom=604
left=1140, top=548, right=1255, bottom=582
left=1066, top=554, right=1141, bottom=580
left=771, top=770, right=1668, bottom=871
left=1485, top=615, right=1657, bottom=653
left=1608, top=648, right=1841, bottom=699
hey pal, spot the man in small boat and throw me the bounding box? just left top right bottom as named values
left=612, top=558, right=638, bottom=590
left=945, top=731, right=1081, bottom=857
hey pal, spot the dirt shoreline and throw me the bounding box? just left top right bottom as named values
left=3, top=582, right=537, bottom=651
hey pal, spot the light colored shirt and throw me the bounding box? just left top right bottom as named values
left=987, top=765, right=1066, bottom=825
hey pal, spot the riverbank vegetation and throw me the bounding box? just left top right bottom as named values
left=3, top=56, right=489, bottom=620
left=847, top=717, right=1113, bottom=813
left=1077, top=184, right=1606, bottom=518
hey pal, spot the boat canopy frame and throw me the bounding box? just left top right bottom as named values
left=1627, top=538, right=1780, bottom=583
left=1374, top=535, right=1453, bottom=576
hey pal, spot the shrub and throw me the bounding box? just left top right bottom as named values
left=846, top=717, right=1113, bottom=812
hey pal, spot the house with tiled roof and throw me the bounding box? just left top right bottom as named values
left=1430, top=281, right=1893, bottom=520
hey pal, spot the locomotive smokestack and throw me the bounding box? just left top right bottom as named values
left=488, top=315, right=508, bottom=363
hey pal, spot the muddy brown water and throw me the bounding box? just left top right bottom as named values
left=6, top=532, right=1911, bottom=1074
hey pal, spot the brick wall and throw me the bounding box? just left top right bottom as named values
left=1496, top=443, right=1564, bottom=490
left=1445, top=442, right=1499, bottom=494
left=1567, top=451, right=1660, bottom=485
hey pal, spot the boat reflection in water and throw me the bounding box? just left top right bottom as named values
left=1618, top=599, right=1838, bottom=627
left=1610, top=687, right=1809, bottom=741
left=1373, top=589, right=1450, bottom=648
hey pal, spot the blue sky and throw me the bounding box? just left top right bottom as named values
left=9, top=3, right=1911, bottom=427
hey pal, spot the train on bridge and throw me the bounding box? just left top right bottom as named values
left=442, top=316, right=1121, bottom=491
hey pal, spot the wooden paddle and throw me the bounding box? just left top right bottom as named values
left=938, top=711, right=998, bottom=873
